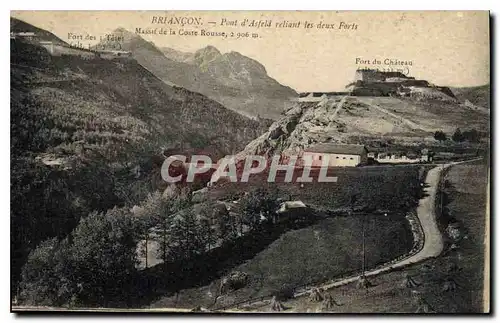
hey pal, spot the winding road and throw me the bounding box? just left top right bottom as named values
left=291, top=158, right=483, bottom=298
left=223, top=158, right=482, bottom=310
left=330, top=95, right=349, bottom=120
left=357, top=97, right=435, bottom=133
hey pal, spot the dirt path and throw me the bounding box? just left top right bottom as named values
left=330, top=95, right=349, bottom=120
left=357, top=97, right=434, bottom=133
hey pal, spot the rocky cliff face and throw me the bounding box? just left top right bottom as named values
left=193, top=45, right=222, bottom=69
left=237, top=97, right=349, bottom=158
left=236, top=92, right=490, bottom=159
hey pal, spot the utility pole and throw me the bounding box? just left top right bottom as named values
left=350, top=194, right=367, bottom=277
left=357, top=212, right=371, bottom=291
left=362, top=213, right=366, bottom=275
left=440, top=163, right=444, bottom=214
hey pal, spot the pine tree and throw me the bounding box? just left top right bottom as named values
left=170, top=208, right=205, bottom=260
left=402, top=274, right=419, bottom=288
left=154, top=195, right=192, bottom=265
left=132, top=191, right=164, bottom=268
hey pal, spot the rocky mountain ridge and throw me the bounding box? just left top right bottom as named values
left=96, top=28, right=296, bottom=119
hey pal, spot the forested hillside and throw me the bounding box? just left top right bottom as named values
left=11, top=37, right=264, bottom=294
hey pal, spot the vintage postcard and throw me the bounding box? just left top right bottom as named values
left=10, top=10, right=490, bottom=313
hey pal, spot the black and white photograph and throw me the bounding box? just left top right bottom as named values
left=9, top=10, right=491, bottom=313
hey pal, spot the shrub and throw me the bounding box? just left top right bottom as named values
left=434, top=131, right=447, bottom=142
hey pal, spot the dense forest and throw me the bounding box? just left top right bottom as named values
left=18, top=187, right=288, bottom=307
left=10, top=37, right=266, bottom=303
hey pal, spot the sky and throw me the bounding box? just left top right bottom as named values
left=11, top=11, right=490, bottom=92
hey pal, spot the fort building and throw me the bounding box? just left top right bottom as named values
left=300, top=143, right=368, bottom=167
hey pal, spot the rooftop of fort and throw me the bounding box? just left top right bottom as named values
left=296, top=68, right=456, bottom=101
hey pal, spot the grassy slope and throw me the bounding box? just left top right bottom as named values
left=149, top=165, right=425, bottom=309
left=451, top=84, right=490, bottom=109
left=277, top=160, right=488, bottom=313
left=151, top=214, right=412, bottom=310
left=358, top=97, right=490, bottom=134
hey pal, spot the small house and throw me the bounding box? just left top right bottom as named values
left=301, top=143, right=368, bottom=167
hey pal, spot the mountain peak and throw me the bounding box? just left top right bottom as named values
left=111, top=27, right=140, bottom=40
left=194, top=46, right=222, bottom=68
left=93, top=27, right=165, bottom=55
left=113, top=27, right=129, bottom=32
left=198, top=45, right=221, bottom=56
